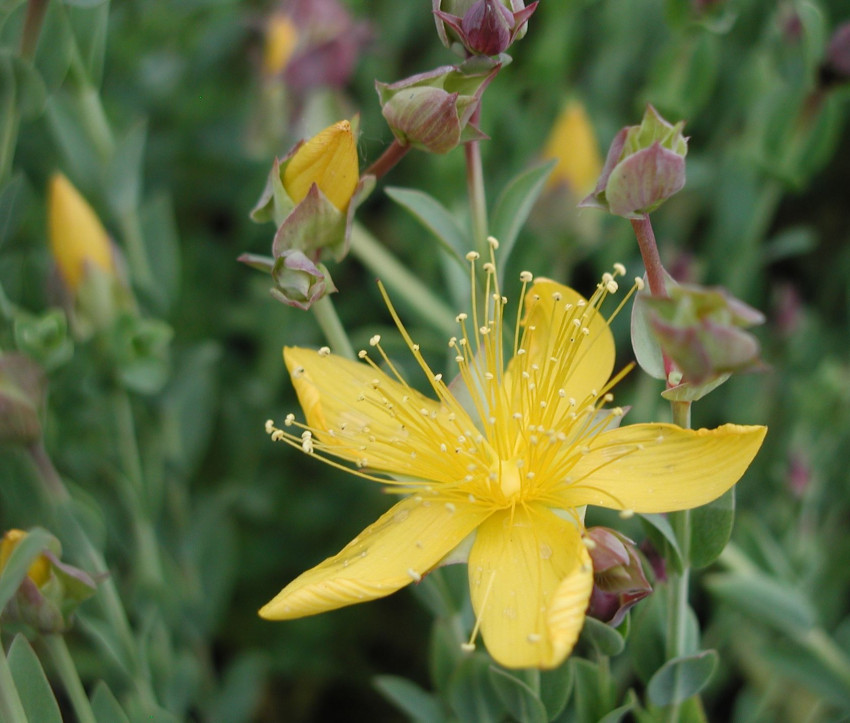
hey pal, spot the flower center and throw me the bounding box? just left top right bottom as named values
left=493, top=458, right=524, bottom=503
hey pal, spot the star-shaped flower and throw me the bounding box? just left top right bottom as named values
left=260, top=243, right=765, bottom=669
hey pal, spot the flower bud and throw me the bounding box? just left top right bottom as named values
left=632, top=280, right=765, bottom=400
left=47, top=173, right=115, bottom=293
left=542, top=100, right=603, bottom=196
left=0, top=529, right=97, bottom=634
left=585, top=527, right=652, bottom=627
left=263, top=12, right=298, bottom=77
left=0, top=353, right=45, bottom=446
left=270, top=250, right=337, bottom=310
left=580, top=105, right=688, bottom=218
left=282, top=120, right=359, bottom=212
left=433, top=0, right=537, bottom=57
left=376, top=64, right=498, bottom=154
left=820, top=22, right=850, bottom=88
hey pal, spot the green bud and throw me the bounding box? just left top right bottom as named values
left=270, top=250, right=337, bottom=310
left=580, top=105, right=688, bottom=218
left=433, top=0, right=538, bottom=57
left=376, top=63, right=498, bottom=154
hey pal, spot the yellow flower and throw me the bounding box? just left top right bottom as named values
left=47, top=173, right=114, bottom=292
left=282, top=120, right=359, bottom=212
left=0, top=529, right=50, bottom=587
left=260, top=243, right=766, bottom=669
left=263, top=12, right=298, bottom=77
left=543, top=100, right=603, bottom=195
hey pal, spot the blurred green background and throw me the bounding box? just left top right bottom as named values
left=2, top=0, right=850, bottom=720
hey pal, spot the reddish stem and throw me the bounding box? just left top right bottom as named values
left=364, top=139, right=410, bottom=180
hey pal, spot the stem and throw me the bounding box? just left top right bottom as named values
left=363, top=139, right=410, bottom=180
left=43, top=635, right=97, bottom=723
left=464, top=106, right=489, bottom=256
left=28, top=441, right=71, bottom=502
left=0, top=638, right=28, bottom=723
left=0, top=87, right=19, bottom=186
left=312, top=295, right=355, bottom=360
left=665, top=399, right=693, bottom=723
left=349, top=223, right=456, bottom=337
left=630, top=214, right=667, bottom=298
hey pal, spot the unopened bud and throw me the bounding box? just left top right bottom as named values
left=433, top=0, right=537, bottom=57
left=0, top=529, right=97, bottom=633
left=282, top=120, right=359, bottom=212
left=376, top=64, right=498, bottom=154
left=585, top=527, right=652, bottom=627
left=820, top=22, right=850, bottom=88
left=580, top=105, right=688, bottom=218
left=270, top=250, right=337, bottom=310
left=542, top=100, right=603, bottom=195
left=262, top=12, right=298, bottom=77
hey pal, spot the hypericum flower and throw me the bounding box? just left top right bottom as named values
left=260, top=240, right=766, bottom=669
left=47, top=173, right=115, bottom=292
left=542, top=100, right=603, bottom=196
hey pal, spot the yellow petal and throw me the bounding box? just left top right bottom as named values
left=508, top=280, right=615, bottom=423
left=562, top=423, right=767, bottom=513
left=282, top=121, right=359, bottom=211
left=47, top=173, right=113, bottom=291
left=260, top=494, right=490, bottom=619
left=542, top=101, right=603, bottom=195
left=468, top=505, right=593, bottom=669
left=0, top=529, right=50, bottom=586
left=263, top=13, right=298, bottom=76
left=285, top=346, right=476, bottom=480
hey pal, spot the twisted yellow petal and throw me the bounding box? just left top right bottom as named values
left=282, top=121, right=359, bottom=211
left=562, top=423, right=767, bottom=513
left=47, top=173, right=113, bottom=291
left=467, top=504, right=593, bottom=669
left=260, top=494, right=490, bottom=619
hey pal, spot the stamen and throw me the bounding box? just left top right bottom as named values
left=463, top=569, right=497, bottom=653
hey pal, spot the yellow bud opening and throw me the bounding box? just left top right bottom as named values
left=0, top=529, right=50, bottom=587
left=263, top=13, right=298, bottom=77
left=282, top=121, right=359, bottom=212
left=47, top=173, right=114, bottom=292
left=543, top=101, right=603, bottom=196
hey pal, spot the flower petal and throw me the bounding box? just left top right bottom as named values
left=562, top=423, right=767, bottom=512
left=510, top=280, right=615, bottom=422
left=285, top=346, right=474, bottom=480
left=468, top=504, right=593, bottom=669
left=260, top=494, right=490, bottom=620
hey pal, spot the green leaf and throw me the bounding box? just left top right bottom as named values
left=539, top=661, right=574, bottom=720
left=374, top=675, right=446, bottom=723
left=7, top=634, right=62, bottom=723
left=598, top=689, right=638, bottom=723
left=646, top=650, right=718, bottom=707
left=45, top=91, right=101, bottom=189
left=139, top=193, right=181, bottom=315
left=385, top=186, right=467, bottom=263
left=704, top=570, right=817, bottom=633
left=107, top=120, right=147, bottom=216
left=9, top=54, right=47, bottom=120
left=489, top=667, right=547, bottom=723
left=639, top=513, right=683, bottom=573
left=490, top=159, right=555, bottom=271
left=91, top=681, right=131, bottom=723
left=0, top=173, right=29, bottom=249
left=579, top=616, right=626, bottom=657
left=32, top=1, right=74, bottom=91
left=206, top=653, right=268, bottom=723
left=630, top=286, right=666, bottom=381
left=430, top=616, right=464, bottom=695
left=446, top=654, right=506, bottom=723
left=763, top=636, right=850, bottom=709
left=570, top=658, right=616, bottom=722
left=0, top=527, right=54, bottom=612
left=689, top=488, right=734, bottom=569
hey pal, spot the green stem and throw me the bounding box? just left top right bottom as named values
left=349, top=223, right=456, bottom=338
left=311, top=295, right=355, bottom=360
left=665, top=399, right=693, bottom=723
left=0, top=637, right=28, bottom=723
left=43, top=635, right=97, bottom=723
left=0, top=87, right=19, bottom=186
left=464, top=107, right=489, bottom=256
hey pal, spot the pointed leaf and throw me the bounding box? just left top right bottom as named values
left=385, top=186, right=467, bottom=262
left=639, top=513, right=683, bottom=573
left=647, top=650, right=718, bottom=707
left=598, top=690, right=638, bottom=723
left=7, top=635, right=62, bottom=723
left=447, top=654, right=506, bottom=723
left=579, top=616, right=626, bottom=657
left=489, top=667, right=547, bottom=723
left=689, top=488, right=734, bottom=569
left=490, top=160, right=555, bottom=270
left=539, top=661, right=574, bottom=720
left=374, top=675, right=446, bottom=723
left=91, top=681, right=131, bottom=723
left=107, top=120, right=147, bottom=215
